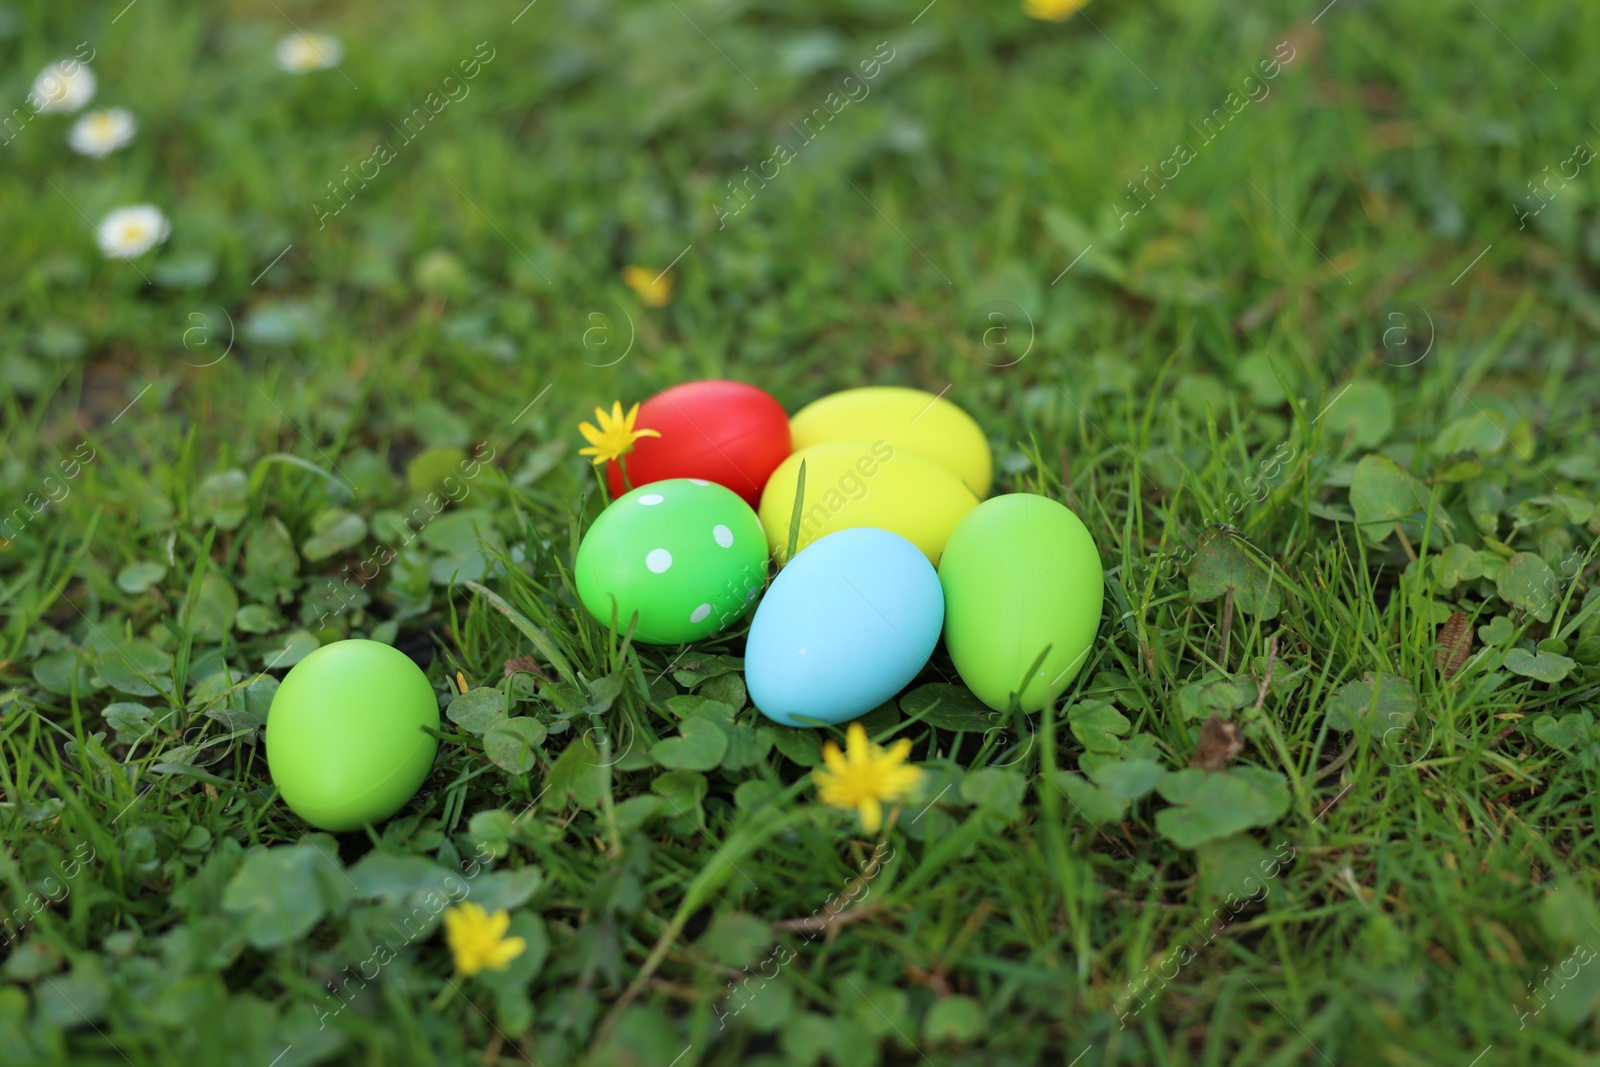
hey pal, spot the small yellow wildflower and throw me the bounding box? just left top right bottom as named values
left=813, top=723, right=922, bottom=834
left=578, top=401, right=661, bottom=467
left=1023, top=0, right=1089, bottom=21
left=621, top=265, right=674, bottom=307
left=442, top=902, right=526, bottom=976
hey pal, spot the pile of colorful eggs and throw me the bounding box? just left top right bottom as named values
left=574, top=380, right=1105, bottom=727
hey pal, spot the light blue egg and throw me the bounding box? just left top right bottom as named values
left=747, top=527, right=944, bottom=727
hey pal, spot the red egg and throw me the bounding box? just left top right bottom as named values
left=606, top=380, right=791, bottom=507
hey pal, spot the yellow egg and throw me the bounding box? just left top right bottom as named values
left=788, top=387, right=993, bottom=497
left=758, top=440, right=979, bottom=564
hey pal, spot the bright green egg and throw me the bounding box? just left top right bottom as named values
left=576, top=478, right=768, bottom=644
left=938, top=494, right=1104, bottom=712
left=265, top=640, right=440, bottom=832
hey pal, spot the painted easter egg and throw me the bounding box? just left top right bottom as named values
left=938, top=494, right=1104, bottom=712
left=576, top=478, right=768, bottom=644
left=747, top=528, right=943, bottom=727
left=758, top=440, right=978, bottom=564
left=265, top=640, right=440, bottom=832
left=605, top=380, right=791, bottom=508
left=788, top=386, right=992, bottom=497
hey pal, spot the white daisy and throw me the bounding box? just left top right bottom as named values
left=275, top=32, right=343, bottom=74
left=32, top=59, right=96, bottom=114
left=96, top=205, right=170, bottom=260
left=69, top=108, right=137, bottom=158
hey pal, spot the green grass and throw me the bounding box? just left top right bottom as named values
left=4, top=0, right=1600, bottom=1062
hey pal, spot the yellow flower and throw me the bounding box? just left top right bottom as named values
left=621, top=264, right=674, bottom=307
left=813, top=723, right=922, bottom=834
left=578, top=400, right=661, bottom=467
left=1023, top=0, right=1089, bottom=21
left=443, top=903, right=526, bottom=976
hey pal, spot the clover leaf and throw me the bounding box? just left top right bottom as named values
left=1497, top=552, right=1557, bottom=622
left=221, top=840, right=352, bottom=949
left=447, top=686, right=506, bottom=735
left=1188, top=532, right=1280, bottom=620
left=650, top=717, right=729, bottom=771
left=1503, top=648, right=1576, bottom=683
left=1325, top=672, right=1418, bottom=733
left=901, top=683, right=995, bottom=731
left=1068, top=699, right=1131, bottom=754
left=1348, top=453, right=1451, bottom=546
left=485, top=717, right=546, bottom=773
left=1154, top=767, right=1290, bottom=848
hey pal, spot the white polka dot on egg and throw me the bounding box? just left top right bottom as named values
left=713, top=524, right=734, bottom=548
left=646, top=549, right=672, bottom=573
left=690, top=603, right=711, bottom=623
left=638, top=494, right=664, bottom=506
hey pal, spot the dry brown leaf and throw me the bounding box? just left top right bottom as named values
left=504, top=655, right=544, bottom=678
left=1436, top=611, right=1472, bottom=679
left=1190, top=712, right=1243, bottom=771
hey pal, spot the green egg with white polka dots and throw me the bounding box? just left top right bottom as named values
left=575, top=478, right=769, bottom=644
